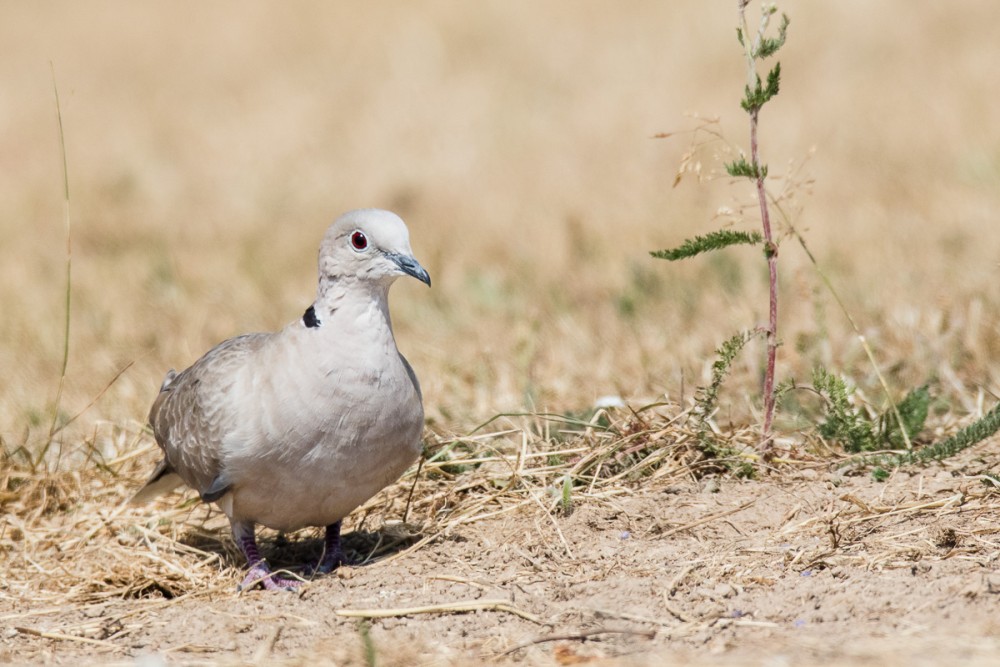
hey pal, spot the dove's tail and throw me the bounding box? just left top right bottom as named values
left=130, top=459, right=184, bottom=504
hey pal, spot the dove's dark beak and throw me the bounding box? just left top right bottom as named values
left=388, top=252, right=432, bottom=287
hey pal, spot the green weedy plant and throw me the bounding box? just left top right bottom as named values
left=809, top=370, right=1000, bottom=482
left=811, top=368, right=930, bottom=453
left=809, top=366, right=1000, bottom=475
left=693, top=330, right=761, bottom=444
left=882, top=384, right=931, bottom=449
left=847, top=400, right=1000, bottom=473
left=811, top=369, right=878, bottom=453
left=653, top=3, right=1000, bottom=476
left=653, top=1, right=789, bottom=449
left=688, top=329, right=762, bottom=477
left=871, top=467, right=890, bottom=482
left=560, top=474, right=574, bottom=517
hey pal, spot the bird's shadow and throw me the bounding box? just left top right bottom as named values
left=180, top=523, right=424, bottom=575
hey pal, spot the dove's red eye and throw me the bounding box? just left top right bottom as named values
left=350, top=231, right=368, bottom=251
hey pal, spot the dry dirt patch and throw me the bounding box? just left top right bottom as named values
left=3, top=443, right=1000, bottom=666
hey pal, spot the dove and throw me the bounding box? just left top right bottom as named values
left=132, top=209, right=430, bottom=591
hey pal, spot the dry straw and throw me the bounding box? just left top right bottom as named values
left=1, top=403, right=742, bottom=610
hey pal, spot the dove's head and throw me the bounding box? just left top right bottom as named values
left=318, top=209, right=431, bottom=288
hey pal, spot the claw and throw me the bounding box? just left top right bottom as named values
left=238, top=561, right=302, bottom=592
left=233, top=520, right=302, bottom=592
left=232, top=519, right=346, bottom=590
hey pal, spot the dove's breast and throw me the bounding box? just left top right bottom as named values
left=221, top=323, right=424, bottom=532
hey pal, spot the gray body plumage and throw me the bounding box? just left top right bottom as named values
left=133, top=209, right=430, bottom=589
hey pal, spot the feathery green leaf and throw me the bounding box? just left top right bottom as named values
left=756, top=14, right=790, bottom=58
left=741, top=62, right=782, bottom=113
left=846, top=400, right=1000, bottom=471
left=813, top=368, right=878, bottom=453
left=880, top=385, right=930, bottom=448
left=694, top=329, right=763, bottom=472
left=764, top=62, right=781, bottom=100
left=726, top=156, right=768, bottom=180
left=651, top=230, right=763, bottom=261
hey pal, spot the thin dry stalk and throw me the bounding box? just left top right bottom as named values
left=738, top=0, right=779, bottom=450
left=41, top=64, right=73, bottom=471
left=336, top=599, right=543, bottom=625
left=497, top=627, right=656, bottom=657
left=652, top=499, right=757, bottom=539
left=14, top=625, right=120, bottom=650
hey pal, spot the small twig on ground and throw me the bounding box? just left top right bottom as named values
left=336, top=599, right=544, bottom=625
left=402, top=452, right=425, bottom=523
left=15, top=626, right=120, bottom=650
left=591, top=608, right=675, bottom=627
left=840, top=493, right=965, bottom=525
left=497, top=627, right=657, bottom=657
left=426, top=574, right=489, bottom=590
left=667, top=565, right=695, bottom=596
left=652, top=499, right=757, bottom=539
left=662, top=597, right=696, bottom=624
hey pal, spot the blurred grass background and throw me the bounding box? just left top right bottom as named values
left=2, top=1, right=999, bottom=458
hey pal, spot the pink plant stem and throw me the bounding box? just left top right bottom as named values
left=749, top=107, right=778, bottom=448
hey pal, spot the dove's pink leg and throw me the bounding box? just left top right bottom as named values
left=312, top=521, right=346, bottom=574
left=232, top=521, right=301, bottom=592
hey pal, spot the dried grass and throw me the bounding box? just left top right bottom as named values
left=774, top=475, right=1000, bottom=573
left=0, top=402, right=719, bottom=666
left=1, top=404, right=707, bottom=606
left=8, top=394, right=982, bottom=615
left=5, top=414, right=1000, bottom=664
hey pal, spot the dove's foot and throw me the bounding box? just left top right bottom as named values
left=233, top=520, right=301, bottom=592
left=238, top=560, right=302, bottom=592
left=309, top=521, right=347, bottom=575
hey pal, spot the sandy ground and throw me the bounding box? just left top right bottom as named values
left=3, top=2, right=1000, bottom=666
left=4, top=442, right=1000, bottom=666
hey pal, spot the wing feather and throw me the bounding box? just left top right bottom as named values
left=140, top=333, right=271, bottom=501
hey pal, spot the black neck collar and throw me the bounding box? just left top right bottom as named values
left=303, top=305, right=321, bottom=328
